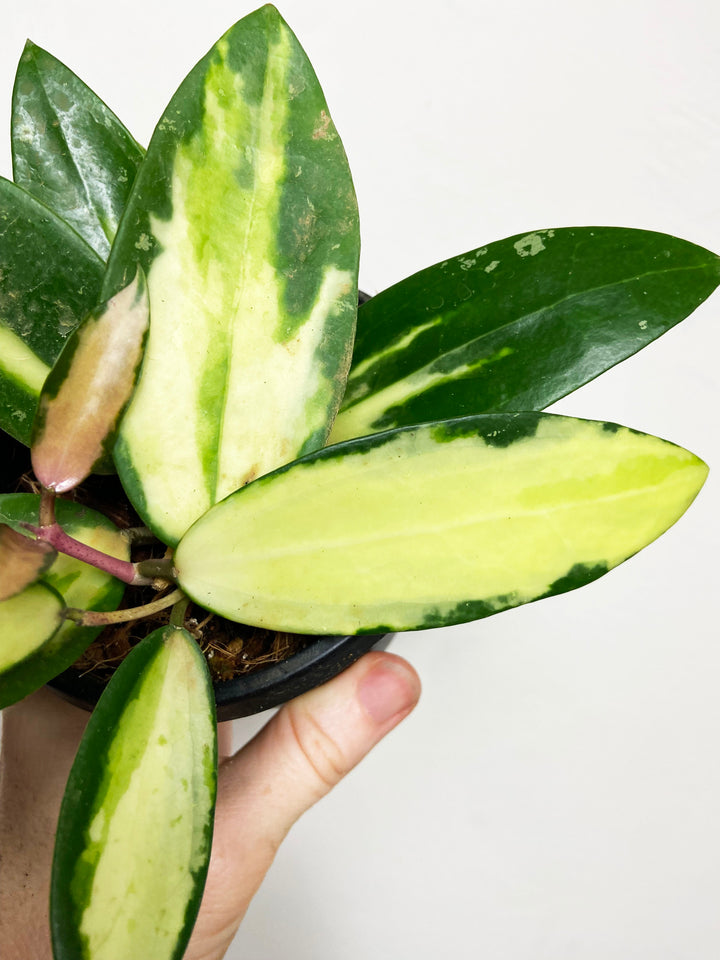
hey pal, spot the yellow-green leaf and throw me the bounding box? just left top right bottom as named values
left=175, top=414, right=708, bottom=634
left=0, top=581, right=63, bottom=678
left=51, top=625, right=217, bottom=960
left=108, top=6, right=359, bottom=545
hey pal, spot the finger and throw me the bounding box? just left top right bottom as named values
left=187, top=651, right=420, bottom=959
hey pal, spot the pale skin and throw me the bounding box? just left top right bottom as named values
left=0, top=650, right=421, bottom=960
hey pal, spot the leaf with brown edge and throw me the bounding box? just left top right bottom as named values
left=0, top=523, right=56, bottom=600
left=31, top=268, right=149, bottom=492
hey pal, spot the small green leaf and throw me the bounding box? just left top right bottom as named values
left=12, top=41, right=144, bottom=260
left=0, top=581, right=64, bottom=682
left=332, top=228, right=720, bottom=441
left=51, top=624, right=217, bottom=960
left=0, top=178, right=105, bottom=444
left=0, top=494, right=128, bottom=709
left=32, top=269, right=150, bottom=491
left=0, top=523, right=56, bottom=600
left=108, top=5, right=359, bottom=545
left=175, top=413, right=708, bottom=634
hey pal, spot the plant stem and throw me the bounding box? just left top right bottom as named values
left=170, top=596, right=190, bottom=627
left=134, top=557, right=177, bottom=581
left=39, top=487, right=56, bottom=527
left=121, top=526, right=160, bottom=546
left=21, top=521, right=158, bottom=586
left=65, top=588, right=186, bottom=627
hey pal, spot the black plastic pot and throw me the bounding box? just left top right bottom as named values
left=48, top=632, right=392, bottom=721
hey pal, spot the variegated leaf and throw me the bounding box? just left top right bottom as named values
left=32, top=269, right=150, bottom=491
left=0, top=178, right=105, bottom=444
left=107, top=5, right=359, bottom=545
left=0, top=522, right=56, bottom=600
left=0, top=494, right=128, bottom=709
left=331, top=228, right=720, bottom=442
left=175, top=414, right=708, bottom=634
left=12, top=41, right=144, bottom=260
left=51, top=625, right=217, bottom=960
left=0, top=581, right=64, bottom=680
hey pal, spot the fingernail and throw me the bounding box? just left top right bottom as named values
left=358, top=658, right=420, bottom=725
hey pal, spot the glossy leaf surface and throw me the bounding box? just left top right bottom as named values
left=0, top=178, right=104, bottom=444
left=0, top=581, right=64, bottom=677
left=32, top=270, right=150, bottom=490
left=332, top=228, right=720, bottom=441
left=0, top=523, right=56, bottom=600
left=176, top=414, right=708, bottom=634
left=51, top=625, right=217, bottom=960
left=108, top=5, right=359, bottom=545
left=12, top=41, right=144, bottom=260
left=0, top=494, right=128, bottom=708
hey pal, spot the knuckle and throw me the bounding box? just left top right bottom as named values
left=285, top=706, right=350, bottom=793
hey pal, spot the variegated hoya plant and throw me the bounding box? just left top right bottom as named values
left=0, top=5, right=718, bottom=958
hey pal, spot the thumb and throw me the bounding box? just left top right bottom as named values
left=187, top=651, right=420, bottom=959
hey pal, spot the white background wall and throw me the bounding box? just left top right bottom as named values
left=2, top=1, right=719, bottom=957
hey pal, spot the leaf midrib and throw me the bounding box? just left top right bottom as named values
left=230, top=473, right=693, bottom=562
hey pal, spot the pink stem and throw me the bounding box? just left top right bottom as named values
left=21, top=522, right=147, bottom=585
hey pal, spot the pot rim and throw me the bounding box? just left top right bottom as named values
left=48, top=632, right=391, bottom=721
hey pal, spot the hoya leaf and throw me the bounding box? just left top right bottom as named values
left=0, top=178, right=105, bottom=444
left=32, top=269, right=150, bottom=491
left=0, top=581, right=64, bottom=683
left=12, top=41, right=144, bottom=260
left=0, top=494, right=128, bottom=708
left=51, top=625, right=217, bottom=960
left=175, top=414, right=708, bottom=634
left=107, top=5, right=359, bottom=546
left=331, top=228, right=720, bottom=442
left=0, top=523, right=56, bottom=600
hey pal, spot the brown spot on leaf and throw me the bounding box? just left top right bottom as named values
left=311, top=110, right=335, bottom=141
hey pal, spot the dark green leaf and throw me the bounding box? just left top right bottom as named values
left=332, top=228, right=720, bottom=441
left=12, top=41, right=144, bottom=260
left=0, top=178, right=104, bottom=444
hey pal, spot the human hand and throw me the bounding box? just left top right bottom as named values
left=0, top=651, right=421, bottom=960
